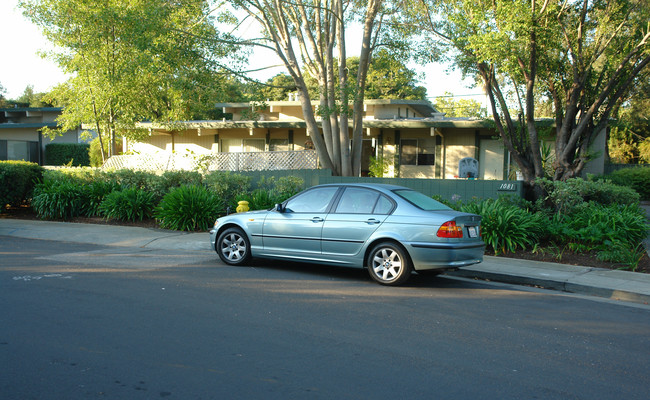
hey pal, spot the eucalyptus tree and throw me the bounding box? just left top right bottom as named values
left=229, top=0, right=409, bottom=176
left=20, top=0, right=242, bottom=162
left=409, top=0, right=650, bottom=196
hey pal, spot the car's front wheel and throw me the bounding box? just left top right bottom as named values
left=367, top=242, right=412, bottom=286
left=216, top=227, right=251, bottom=266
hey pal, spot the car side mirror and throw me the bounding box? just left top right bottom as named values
left=275, top=203, right=285, bottom=213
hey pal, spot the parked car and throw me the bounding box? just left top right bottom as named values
left=209, top=183, right=484, bottom=285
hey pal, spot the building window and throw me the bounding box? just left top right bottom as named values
left=400, top=138, right=435, bottom=166
left=243, top=139, right=265, bottom=152
left=269, top=139, right=290, bottom=151
left=222, top=138, right=266, bottom=152
left=7, top=141, right=30, bottom=161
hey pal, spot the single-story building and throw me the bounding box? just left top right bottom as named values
left=0, top=107, right=85, bottom=165
left=116, top=99, right=606, bottom=179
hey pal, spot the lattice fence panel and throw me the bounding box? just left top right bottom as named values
left=102, top=150, right=318, bottom=172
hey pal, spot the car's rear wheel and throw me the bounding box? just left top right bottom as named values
left=216, top=227, right=251, bottom=266
left=367, top=242, right=412, bottom=286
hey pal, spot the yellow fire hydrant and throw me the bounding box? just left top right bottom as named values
left=236, top=201, right=250, bottom=213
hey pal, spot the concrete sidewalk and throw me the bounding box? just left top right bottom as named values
left=1, top=218, right=649, bottom=305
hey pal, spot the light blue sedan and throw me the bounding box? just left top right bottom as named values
left=209, top=183, right=484, bottom=285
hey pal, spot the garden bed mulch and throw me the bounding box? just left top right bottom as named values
left=2, top=205, right=649, bottom=274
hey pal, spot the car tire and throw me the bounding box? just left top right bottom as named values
left=367, top=242, right=412, bottom=286
left=216, top=227, right=252, bottom=266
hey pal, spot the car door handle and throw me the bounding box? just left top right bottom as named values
left=311, top=217, right=324, bottom=223
left=366, top=218, right=380, bottom=224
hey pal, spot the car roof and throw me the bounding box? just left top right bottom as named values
left=313, top=183, right=409, bottom=192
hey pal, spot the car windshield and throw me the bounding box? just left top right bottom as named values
left=393, top=189, right=451, bottom=211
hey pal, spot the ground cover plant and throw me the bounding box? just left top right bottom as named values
left=447, top=177, right=649, bottom=271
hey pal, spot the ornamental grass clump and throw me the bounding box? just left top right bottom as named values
left=79, top=180, right=121, bottom=217
left=31, top=180, right=83, bottom=220
left=461, top=198, right=545, bottom=255
left=155, top=185, right=225, bottom=231
left=99, top=187, right=157, bottom=222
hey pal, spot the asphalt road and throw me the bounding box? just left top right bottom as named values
left=1, top=236, right=649, bottom=399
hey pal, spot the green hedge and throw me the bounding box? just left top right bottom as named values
left=0, top=161, right=44, bottom=211
left=45, top=143, right=91, bottom=166
left=602, top=167, right=650, bottom=200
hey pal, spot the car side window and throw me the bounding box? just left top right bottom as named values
left=335, top=188, right=381, bottom=214
left=373, top=195, right=394, bottom=215
left=284, top=187, right=339, bottom=213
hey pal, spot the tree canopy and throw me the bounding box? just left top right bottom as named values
left=20, top=0, right=243, bottom=161
left=433, top=92, right=486, bottom=118
left=256, top=49, right=427, bottom=101
left=408, top=0, right=650, bottom=195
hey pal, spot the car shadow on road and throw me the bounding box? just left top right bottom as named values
left=242, top=258, right=493, bottom=290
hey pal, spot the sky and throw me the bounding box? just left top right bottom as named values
left=0, top=0, right=484, bottom=103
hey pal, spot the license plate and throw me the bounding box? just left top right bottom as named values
left=468, top=226, right=478, bottom=238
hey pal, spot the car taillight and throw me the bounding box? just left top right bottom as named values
left=437, top=221, right=463, bottom=238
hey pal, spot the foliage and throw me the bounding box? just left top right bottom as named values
left=601, top=167, right=650, bottom=200
left=349, top=49, right=427, bottom=100
left=32, top=180, right=83, bottom=220
left=155, top=185, right=224, bottom=231
left=460, top=198, right=544, bottom=255
left=21, top=0, right=242, bottom=161
left=11, top=85, right=55, bottom=107
left=0, top=82, right=6, bottom=107
left=537, top=177, right=640, bottom=215
left=0, top=161, right=44, bottom=210
left=44, top=143, right=90, bottom=166
left=238, top=176, right=304, bottom=210
left=89, top=137, right=111, bottom=167
left=556, top=203, right=648, bottom=251
left=368, top=155, right=393, bottom=178
left=433, top=92, right=486, bottom=118
left=148, top=170, right=204, bottom=201
left=79, top=180, right=121, bottom=217
left=203, top=171, right=252, bottom=211
left=608, top=125, right=640, bottom=164
left=410, top=0, right=650, bottom=196
left=99, top=187, right=156, bottom=222
left=597, top=241, right=646, bottom=272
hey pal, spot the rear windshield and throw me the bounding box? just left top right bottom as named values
left=393, top=189, right=452, bottom=211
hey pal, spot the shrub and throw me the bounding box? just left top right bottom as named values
left=239, top=188, right=280, bottom=211
left=99, top=187, right=157, bottom=222
left=147, top=170, right=203, bottom=201
left=79, top=180, right=121, bottom=217
left=537, top=177, right=640, bottom=214
left=0, top=160, right=44, bottom=210
left=203, top=171, right=251, bottom=211
left=155, top=185, right=225, bottom=231
left=461, top=198, right=546, bottom=255
left=269, top=176, right=304, bottom=199
left=31, top=180, right=83, bottom=220
left=44, top=143, right=90, bottom=166
left=604, top=167, right=650, bottom=200
left=102, top=169, right=156, bottom=190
